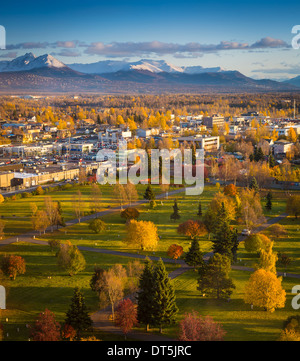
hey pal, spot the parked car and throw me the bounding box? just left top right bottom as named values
left=241, top=229, right=251, bottom=236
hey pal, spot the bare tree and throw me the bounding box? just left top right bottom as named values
left=90, top=183, right=102, bottom=214
left=72, top=190, right=84, bottom=223
left=44, top=196, right=59, bottom=232
left=103, top=268, right=125, bottom=320
left=124, top=182, right=138, bottom=205
left=113, top=183, right=128, bottom=210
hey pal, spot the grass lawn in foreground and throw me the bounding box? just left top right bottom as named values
left=159, top=269, right=298, bottom=341
left=0, top=242, right=177, bottom=341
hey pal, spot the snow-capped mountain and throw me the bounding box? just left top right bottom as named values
left=0, top=53, right=227, bottom=75
left=68, top=59, right=226, bottom=74
left=0, top=53, right=66, bottom=72
left=0, top=52, right=298, bottom=93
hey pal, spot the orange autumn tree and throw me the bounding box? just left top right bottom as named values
left=167, top=244, right=184, bottom=260
left=223, top=184, right=238, bottom=197
left=177, top=220, right=207, bottom=240
left=0, top=255, right=26, bottom=280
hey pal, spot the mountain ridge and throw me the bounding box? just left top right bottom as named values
left=0, top=53, right=299, bottom=94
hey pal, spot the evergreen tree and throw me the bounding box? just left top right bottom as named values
left=143, top=184, right=155, bottom=201
left=254, top=147, right=264, bottom=162
left=203, top=207, right=216, bottom=240
left=249, top=177, right=259, bottom=193
left=170, top=199, right=180, bottom=221
left=152, top=259, right=178, bottom=333
left=65, top=287, right=92, bottom=339
left=197, top=201, right=202, bottom=217
left=268, top=154, right=276, bottom=168
left=197, top=253, right=235, bottom=300
left=212, top=202, right=237, bottom=261
left=57, top=201, right=65, bottom=227
left=184, top=238, right=205, bottom=269
left=191, top=143, right=196, bottom=166
left=265, top=191, right=273, bottom=211
left=137, top=258, right=155, bottom=331
left=231, top=228, right=239, bottom=263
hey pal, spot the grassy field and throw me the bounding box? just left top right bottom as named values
left=0, top=183, right=163, bottom=238
left=0, top=242, right=178, bottom=341
left=238, top=215, right=300, bottom=274
left=0, top=183, right=299, bottom=341
left=160, top=269, right=298, bottom=341
left=38, top=184, right=220, bottom=259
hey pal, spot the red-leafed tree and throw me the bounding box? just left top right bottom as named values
left=114, top=299, right=138, bottom=340
left=61, top=323, right=77, bottom=341
left=178, top=311, right=226, bottom=341
left=177, top=220, right=207, bottom=240
left=0, top=255, right=26, bottom=280
left=30, top=309, right=61, bottom=341
left=167, top=244, right=184, bottom=260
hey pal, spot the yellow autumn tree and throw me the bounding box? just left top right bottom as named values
left=125, top=220, right=158, bottom=251
left=244, top=269, right=286, bottom=312
left=288, top=127, right=298, bottom=143
left=255, top=241, right=277, bottom=274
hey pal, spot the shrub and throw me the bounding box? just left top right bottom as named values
left=88, top=218, right=106, bottom=234
left=244, top=234, right=272, bottom=253
left=0, top=255, right=26, bottom=280
left=35, top=186, right=44, bottom=195
left=177, top=220, right=207, bottom=239
left=167, top=244, right=184, bottom=259
left=120, top=208, right=140, bottom=221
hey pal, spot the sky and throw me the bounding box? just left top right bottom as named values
left=1, top=0, right=300, bottom=80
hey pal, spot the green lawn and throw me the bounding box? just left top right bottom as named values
left=159, top=269, right=298, bottom=341
left=38, top=184, right=219, bottom=259
left=0, top=242, right=178, bottom=341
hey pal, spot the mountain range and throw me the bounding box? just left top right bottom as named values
left=0, top=52, right=299, bottom=94
left=68, top=58, right=225, bottom=74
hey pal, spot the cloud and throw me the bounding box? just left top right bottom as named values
left=252, top=65, right=300, bottom=75
left=6, top=40, right=79, bottom=50
left=83, top=37, right=290, bottom=57
left=0, top=51, right=18, bottom=58
left=54, top=41, right=78, bottom=48
left=4, top=37, right=290, bottom=59
left=6, top=42, right=49, bottom=50
left=250, top=37, right=289, bottom=49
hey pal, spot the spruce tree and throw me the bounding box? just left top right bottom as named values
left=170, top=199, right=180, bottom=221
left=212, top=202, right=237, bottom=261
left=184, top=238, right=204, bottom=269
left=197, top=201, right=202, bottom=217
left=197, top=253, right=235, bottom=300
left=254, top=147, right=264, bottom=162
left=265, top=191, right=273, bottom=211
left=65, top=287, right=92, bottom=339
left=143, top=184, right=155, bottom=201
left=268, top=154, right=276, bottom=168
left=249, top=176, right=259, bottom=193
left=152, top=259, right=178, bottom=333
left=137, top=258, right=155, bottom=331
